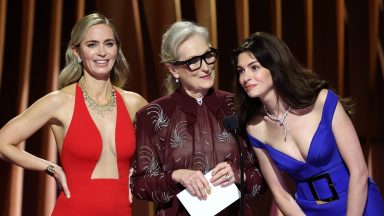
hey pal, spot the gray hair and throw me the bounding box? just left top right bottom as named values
left=161, top=21, right=210, bottom=94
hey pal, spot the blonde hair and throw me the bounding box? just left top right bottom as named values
left=58, top=13, right=129, bottom=89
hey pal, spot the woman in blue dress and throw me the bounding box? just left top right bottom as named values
left=231, top=32, right=384, bottom=215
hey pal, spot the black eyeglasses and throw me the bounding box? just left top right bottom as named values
left=171, top=48, right=218, bottom=71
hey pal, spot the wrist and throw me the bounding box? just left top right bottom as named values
left=171, top=170, right=179, bottom=182
left=45, top=162, right=55, bottom=177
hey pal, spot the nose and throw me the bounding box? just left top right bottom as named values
left=97, top=45, right=107, bottom=57
left=241, top=69, right=252, bottom=84
left=243, top=69, right=252, bottom=80
left=200, top=59, right=210, bottom=72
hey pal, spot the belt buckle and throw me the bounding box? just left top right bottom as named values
left=307, top=173, right=339, bottom=202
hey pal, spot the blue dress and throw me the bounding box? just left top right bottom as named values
left=249, top=90, right=384, bottom=216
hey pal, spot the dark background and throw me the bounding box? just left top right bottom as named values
left=0, top=0, right=383, bottom=215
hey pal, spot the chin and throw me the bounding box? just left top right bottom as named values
left=246, top=92, right=259, bottom=98
left=202, top=81, right=214, bottom=89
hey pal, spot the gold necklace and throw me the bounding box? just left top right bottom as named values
left=79, top=77, right=116, bottom=117
left=264, top=105, right=291, bottom=141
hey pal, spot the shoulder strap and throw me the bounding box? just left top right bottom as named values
left=247, top=134, right=266, bottom=149
left=323, top=89, right=338, bottom=125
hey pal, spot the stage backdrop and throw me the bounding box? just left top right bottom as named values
left=0, top=0, right=383, bottom=216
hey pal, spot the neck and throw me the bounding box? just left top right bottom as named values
left=260, top=90, right=287, bottom=115
left=183, top=87, right=208, bottom=99
left=263, top=104, right=291, bottom=141
left=80, top=76, right=112, bottom=104
left=264, top=104, right=290, bottom=116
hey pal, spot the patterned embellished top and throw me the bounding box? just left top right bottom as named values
left=131, top=87, right=266, bottom=216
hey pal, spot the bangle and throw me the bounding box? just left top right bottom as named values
left=45, top=164, right=55, bottom=177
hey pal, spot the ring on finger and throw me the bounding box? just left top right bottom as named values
left=224, top=173, right=232, bottom=181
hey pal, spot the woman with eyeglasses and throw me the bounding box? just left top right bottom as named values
left=130, top=21, right=266, bottom=215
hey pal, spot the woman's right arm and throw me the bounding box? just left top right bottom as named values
left=253, top=148, right=305, bottom=216
left=130, top=109, right=181, bottom=203
left=131, top=108, right=211, bottom=203
left=131, top=105, right=211, bottom=202
left=0, top=92, right=70, bottom=197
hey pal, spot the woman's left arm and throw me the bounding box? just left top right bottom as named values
left=332, top=100, right=369, bottom=216
left=241, top=139, right=267, bottom=197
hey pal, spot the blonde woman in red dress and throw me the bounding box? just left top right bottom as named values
left=0, top=13, right=147, bottom=215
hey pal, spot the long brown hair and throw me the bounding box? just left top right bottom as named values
left=231, top=32, right=352, bottom=132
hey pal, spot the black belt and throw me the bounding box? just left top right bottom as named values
left=296, top=166, right=349, bottom=202
left=307, top=173, right=339, bottom=202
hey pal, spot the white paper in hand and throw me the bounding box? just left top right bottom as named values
left=176, top=170, right=240, bottom=216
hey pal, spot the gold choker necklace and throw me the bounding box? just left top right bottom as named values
left=79, top=77, right=116, bottom=117
left=264, top=105, right=291, bottom=141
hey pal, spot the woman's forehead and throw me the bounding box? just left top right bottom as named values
left=176, top=35, right=209, bottom=59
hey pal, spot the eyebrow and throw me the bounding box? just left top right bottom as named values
left=237, top=60, right=259, bottom=68
left=182, top=48, right=211, bottom=60
left=104, top=39, right=116, bottom=43
left=85, top=38, right=116, bottom=43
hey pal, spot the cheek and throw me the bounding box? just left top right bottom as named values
left=82, top=51, right=99, bottom=62
left=111, top=47, right=118, bottom=57
left=238, top=74, right=244, bottom=84
left=255, top=70, right=269, bottom=81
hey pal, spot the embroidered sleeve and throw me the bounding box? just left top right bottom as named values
left=130, top=104, right=180, bottom=203
left=241, top=139, right=267, bottom=197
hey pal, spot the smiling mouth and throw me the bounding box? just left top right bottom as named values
left=200, top=73, right=212, bottom=79
left=244, top=84, right=256, bottom=90
left=95, top=60, right=108, bottom=64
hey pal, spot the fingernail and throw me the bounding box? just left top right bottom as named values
left=206, top=188, right=211, bottom=194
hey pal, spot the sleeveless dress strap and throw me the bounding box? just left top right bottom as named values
left=323, top=90, right=338, bottom=125
left=248, top=134, right=266, bottom=149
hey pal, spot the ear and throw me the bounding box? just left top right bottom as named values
left=166, top=63, right=179, bottom=79
left=72, top=46, right=80, bottom=59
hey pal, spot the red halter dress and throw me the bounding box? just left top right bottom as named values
left=51, top=83, right=135, bottom=216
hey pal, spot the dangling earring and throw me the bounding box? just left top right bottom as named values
left=77, top=57, right=82, bottom=64
left=175, top=78, right=179, bottom=83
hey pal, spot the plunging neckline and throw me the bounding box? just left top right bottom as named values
left=248, top=91, right=330, bottom=165
left=81, top=86, right=120, bottom=180
left=248, top=119, right=322, bottom=165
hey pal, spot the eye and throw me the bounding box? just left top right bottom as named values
left=250, top=63, right=262, bottom=71
left=186, top=56, right=200, bottom=65
left=106, top=42, right=115, bottom=47
left=251, top=65, right=259, bottom=71
left=205, top=51, right=215, bottom=59
left=236, top=67, right=244, bottom=74
left=87, top=43, right=96, bottom=48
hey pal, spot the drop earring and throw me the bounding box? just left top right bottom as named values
left=175, top=78, right=179, bottom=83
left=77, top=57, right=82, bottom=64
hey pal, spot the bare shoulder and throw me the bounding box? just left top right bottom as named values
left=286, top=90, right=329, bottom=118
left=316, top=89, right=329, bottom=104
left=311, top=88, right=329, bottom=112
left=43, top=84, right=76, bottom=109
left=115, top=87, right=148, bottom=117
left=12, top=84, right=76, bottom=126
left=246, top=115, right=266, bottom=139
left=39, top=85, right=76, bottom=122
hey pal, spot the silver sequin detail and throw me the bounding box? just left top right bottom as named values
left=170, top=121, right=188, bottom=148
left=147, top=104, right=169, bottom=131
left=138, top=146, right=161, bottom=176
